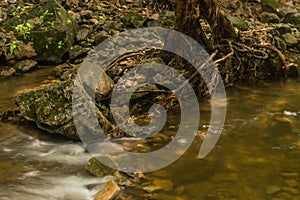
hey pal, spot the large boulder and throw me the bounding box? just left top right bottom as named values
left=3, top=0, right=77, bottom=63
left=14, top=80, right=113, bottom=138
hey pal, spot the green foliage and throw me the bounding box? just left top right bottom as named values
left=40, top=10, right=53, bottom=20
left=13, top=6, right=30, bottom=17
left=57, top=40, right=64, bottom=49
left=15, top=23, right=33, bottom=40
left=5, top=41, right=22, bottom=55
left=80, top=38, right=94, bottom=47
left=96, top=102, right=109, bottom=112
left=42, top=21, right=55, bottom=30
left=66, top=18, right=72, bottom=24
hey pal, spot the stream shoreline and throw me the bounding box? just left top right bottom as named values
left=1, top=0, right=300, bottom=199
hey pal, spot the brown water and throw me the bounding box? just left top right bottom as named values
left=0, top=66, right=55, bottom=111
left=0, top=68, right=300, bottom=200
left=123, top=81, right=300, bottom=200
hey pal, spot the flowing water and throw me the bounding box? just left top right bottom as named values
left=1, top=68, right=300, bottom=199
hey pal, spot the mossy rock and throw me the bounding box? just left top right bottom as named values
left=3, top=0, right=77, bottom=63
left=14, top=80, right=77, bottom=138
left=85, top=157, right=117, bottom=177
left=14, top=77, right=113, bottom=138
left=123, top=12, right=147, bottom=28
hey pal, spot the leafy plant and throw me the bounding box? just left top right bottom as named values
left=66, top=18, right=72, bottom=24
left=15, top=23, right=33, bottom=39
left=41, top=21, right=55, bottom=31
left=13, top=6, right=30, bottom=17
left=5, top=41, right=21, bottom=54
left=80, top=38, right=94, bottom=47
left=40, top=10, right=53, bottom=20
left=96, top=102, right=109, bottom=112
left=57, top=40, right=64, bottom=49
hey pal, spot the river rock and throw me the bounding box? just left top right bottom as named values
left=94, top=180, right=121, bottom=200
left=14, top=60, right=38, bottom=72
left=68, top=45, right=89, bottom=60
left=14, top=80, right=113, bottom=138
left=85, top=157, right=116, bottom=177
left=3, top=0, right=77, bottom=63
left=261, top=12, right=280, bottom=23
left=0, top=67, right=15, bottom=76
left=14, top=80, right=77, bottom=138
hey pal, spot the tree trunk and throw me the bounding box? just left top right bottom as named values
left=174, top=0, right=236, bottom=48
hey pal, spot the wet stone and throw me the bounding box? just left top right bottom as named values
left=94, top=180, right=121, bottom=200
left=142, top=185, right=163, bottom=193
left=85, top=157, right=116, bottom=177
left=14, top=60, right=38, bottom=73
left=0, top=67, right=15, bottom=76
left=265, top=185, right=281, bottom=195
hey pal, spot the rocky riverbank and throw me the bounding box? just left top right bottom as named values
left=1, top=0, right=300, bottom=199
left=0, top=0, right=299, bottom=137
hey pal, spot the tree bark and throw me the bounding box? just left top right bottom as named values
left=174, top=0, right=236, bottom=48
